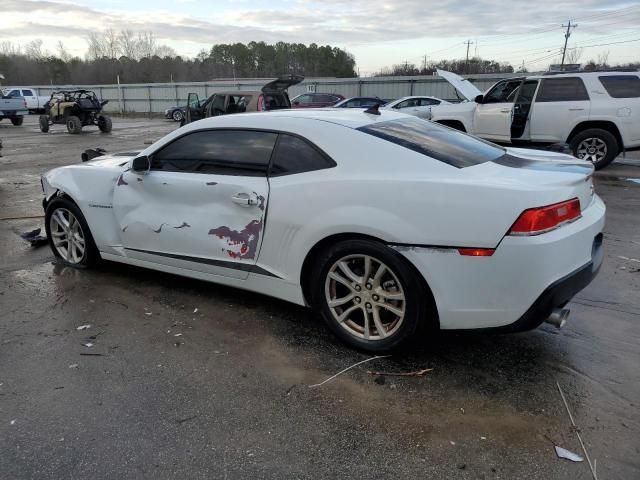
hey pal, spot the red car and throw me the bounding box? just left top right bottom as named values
left=291, top=93, right=345, bottom=108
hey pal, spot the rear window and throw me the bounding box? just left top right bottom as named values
left=357, top=117, right=505, bottom=168
left=598, top=75, right=640, bottom=98
left=536, top=78, right=589, bottom=102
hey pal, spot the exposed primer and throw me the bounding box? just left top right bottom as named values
left=209, top=219, right=263, bottom=259
left=174, top=222, right=191, bottom=229
left=116, top=174, right=128, bottom=186
left=88, top=204, right=112, bottom=209
left=256, top=194, right=266, bottom=211
left=136, top=177, right=143, bottom=182
left=206, top=181, right=218, bottom=186
left=153, top=223, right=168, bottom=233
left=122, top=225, right=128, bottom=232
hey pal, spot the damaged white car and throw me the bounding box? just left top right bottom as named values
left=41, top=109, right=605, bottom=351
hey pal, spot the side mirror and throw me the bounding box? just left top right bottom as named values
left=131, top=155, right=150, bottom=173
left=474, top=94, right=484, bottom=103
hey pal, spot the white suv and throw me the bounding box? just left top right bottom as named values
left=430, top=69, right=640, bottom=169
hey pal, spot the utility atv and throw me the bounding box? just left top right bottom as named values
left=39, top=90, right=112, bottom=134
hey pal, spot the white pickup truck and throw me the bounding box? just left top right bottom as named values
left=2, top=87, right=50, bottom=113
left=430, top=69, right=640, bottom=169
left=0, top=94, right=28, bottom=125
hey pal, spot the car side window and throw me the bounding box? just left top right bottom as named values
left=152, top=130, right=277, bottom=176
left=394, top=100, right=411, bottom=109
left=8, top=89, right=20, bottom=97
left=269, top=134, right=336, bottom=176
left=22, top=89, right=34, bottom=96
left=483, top=81, right=521, bottom=103
left=419, top=98, right=439, bottom=106
left=296, top=95, right=313, bottom=103
left=536, top=78, right=589, bottom=102
left=598, top=75, right=640, bottom=98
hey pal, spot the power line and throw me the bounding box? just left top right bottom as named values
left=560, top=20, right=578, bottom=66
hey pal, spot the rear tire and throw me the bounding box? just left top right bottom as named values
left=66, top=116, right=82, bottom=134
left=39, top=115, right=50, bottom=132
left=570, top=128, right=618, bottom=170
left=311, top=239, right=431, bottom=352
left=45, top=196, right=100, bottom=268
left=11, top=116, right=23, bottom=126
left=98, top=115, right=112, bottom=133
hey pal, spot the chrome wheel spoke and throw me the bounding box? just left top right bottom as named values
left=337, top=261, right=361, bottom=284
left=49, top=208, right=85, bottom=265
left=372, top=263, right=387, bottom=287
left=328, top=293, right=355, bottom=308
left=328, top=271, right=354, bottom=291
left=380, top=290, right=403, bottom=301
left=363, top=307, right=371, bottom=339
left=337, top=304, right=361, bottom=323
left=378, top=301, right=403, bottom=317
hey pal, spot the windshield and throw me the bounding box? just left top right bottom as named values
left=357, top=117, right=505, bottom=168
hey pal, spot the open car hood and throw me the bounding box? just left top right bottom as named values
left=262, top=75, right=304, bottom=93
left=436, top=69, right=482, bottom=101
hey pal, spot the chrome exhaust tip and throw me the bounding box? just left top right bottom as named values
left=545, top=308, right=570, bottom=329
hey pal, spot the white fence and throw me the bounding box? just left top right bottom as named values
left=27, top=73, right=518, bottom=114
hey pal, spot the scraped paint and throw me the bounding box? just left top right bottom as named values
left=122, top=225, right=128, bottom=232
left=116, top=174, right=128, bottom=186
left=153, top=223, right=168, bottom=233
left=209, top=219, right=263, bottom=260
left=206, top=182, right=218, bottom=186
left=174, top=222, right=191, bottom=229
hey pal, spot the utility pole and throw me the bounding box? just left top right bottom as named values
left=560, top=20, right=577, bottom=67
left=422, top=54, right=427, bottom=72
left=464, top=40, right=473, bottom=74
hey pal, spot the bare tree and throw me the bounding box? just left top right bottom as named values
left=104, top=29, right=121, bottom=59
left=56, top=41, right=73, bottom=62
left=24, top=39, right=47, bottom=60
left=565, top=46, right=584, bottom=64
left=118, top=30, right=138, bottom=59
left=597, top=50, right=610, bottom=68
left=0, top=41, right=22, bottom=56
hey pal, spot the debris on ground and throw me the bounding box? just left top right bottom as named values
left=557, top=381, right=598, bottom=478
left=193, top=308, right=199, bottom=313
left=367, top=368, right=433, bottom=377
left=18, top=228, right=48, bottom=247
left=81, top=147, right=107, bottom=162
left=374, top=375, right=385, bottom=385
left=308, top=355, right=391, bottom=389
left=76, top=324, right=92, bottom=331
left=555, top=446, right=584, bottom=462
left=68, top=364, right=78, bottom=369
left=82, top=342, right=94, bottom=348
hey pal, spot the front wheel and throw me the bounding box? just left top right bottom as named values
left=98, top=115, right=112, bottom=133
left=311, top=239, right=432, bottom=352
left=39, top=115, right=50, bottom=132
left=570, top=128, right=618, bottom=170
left=172, top=109, right=184, bottom=122
left=45, top=197, right=100, bottom=268
left=66, top=115, right=82, bottom=134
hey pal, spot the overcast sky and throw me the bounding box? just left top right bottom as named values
left=1, top=0, right=639, bottom=74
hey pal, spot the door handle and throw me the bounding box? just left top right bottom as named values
left=231, top=192, right=258, bottom=206
left=568, top=108, right=584, bottom=111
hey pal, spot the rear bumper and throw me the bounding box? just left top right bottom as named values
left=394, top=195, right=605, bottom=330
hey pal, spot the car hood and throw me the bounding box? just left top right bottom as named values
left=83, top=152, right=140, bottom=169
left=262, top=75, right=304, bottom=93
left=436, top=69, right=482, bottom=101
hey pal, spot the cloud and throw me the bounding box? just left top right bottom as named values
left=1, top=0, right=638, bottom=65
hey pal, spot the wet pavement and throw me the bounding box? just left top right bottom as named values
left=1, top=116, right=639, bottom=479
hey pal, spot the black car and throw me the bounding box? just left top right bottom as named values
left=332, top=97, right=388, bottom=108
left=165, top=100, right=204, bottom=122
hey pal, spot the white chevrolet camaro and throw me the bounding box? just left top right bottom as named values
left=41, top=109, right=605, bottom=351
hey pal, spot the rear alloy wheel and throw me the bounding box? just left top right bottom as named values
left=172, top=109, right=184, bottom=122
left=313, top=240, right=429, bottom=352
left=45, top=197, right=100, bottom=268
left=570, top=128, right=618, bottom=170
left=66, top=115, right=82, bottom=134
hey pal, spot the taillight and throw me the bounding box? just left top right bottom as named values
left=509, top=198, right=581, bottom=236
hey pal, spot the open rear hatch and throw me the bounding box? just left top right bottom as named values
left=262, top=75, right=304, bottom=93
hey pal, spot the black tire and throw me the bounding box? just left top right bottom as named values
left=11, top=116, right=24, bottom=126
left=98, top=115, right=112, bottom=133
left=569, top=128, right=618, bottom=170
left=45, top=196, right=100, bottom=268
left=311, top=239, right=432, bottom=352
left=39, top=115, right=50, bottom=133
left=172, top=109, right=184, bottom=122
left=66, top=115, right=82, bottom=134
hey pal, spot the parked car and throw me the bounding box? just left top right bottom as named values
left=431, top=69, right=640, bottom=169
left=0, top=94, right=28, bottom=125
left=39, top=89, right=111, bottom=134
left=291, top=92, right=344, bottom=108
left=333, top=97, right=388, bottom=108
left=183, top=76, right=303, bottom=125
left=2, top=87, right=49, bottom=113
left=381, top=96, right=451, bottom=119
left=40, top=109, right=604, bottom=352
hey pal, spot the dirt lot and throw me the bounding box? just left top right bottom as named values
left=1, top=116, right=639, bottom=479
